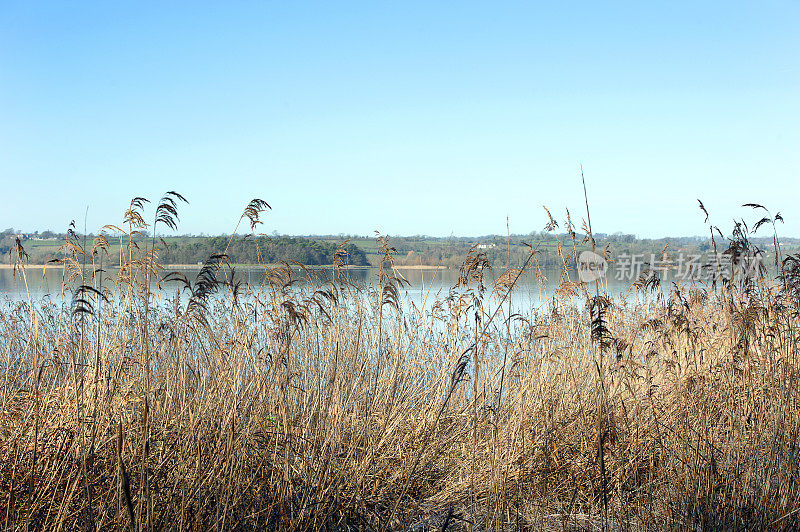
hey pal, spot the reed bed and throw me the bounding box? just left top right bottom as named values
left=1, top=197, right=800, bottom=530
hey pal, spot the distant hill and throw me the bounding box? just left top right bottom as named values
left=0, top=231, right=368, bottom=267
left=3, top=228, right=798, bottom=269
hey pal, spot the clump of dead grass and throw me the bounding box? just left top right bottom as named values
left=1, top=196, right=799, bottom=530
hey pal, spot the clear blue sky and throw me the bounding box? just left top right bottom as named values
left=1, top=1, right=798, bottom=238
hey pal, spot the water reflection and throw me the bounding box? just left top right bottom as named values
left=0, top=265, right=641, bottom=311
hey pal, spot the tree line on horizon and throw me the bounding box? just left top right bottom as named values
left=3, top=227, right=799, bottom=269
left=159, top=236, right=369, bottom=266
left=0, top=230, right=369, bottom=267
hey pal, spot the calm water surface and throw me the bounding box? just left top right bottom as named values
left=0, top=266, right=643, bottom=313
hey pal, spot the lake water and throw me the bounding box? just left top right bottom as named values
left=0, top=265, right=648, bottom=313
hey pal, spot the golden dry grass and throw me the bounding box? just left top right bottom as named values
left=1, top=200, right=799, bottom=531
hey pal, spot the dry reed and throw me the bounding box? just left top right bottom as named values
left=1, top=196, right=799, bottom=531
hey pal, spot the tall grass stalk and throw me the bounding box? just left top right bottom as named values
left=1, top=198, right=800, bottom=530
